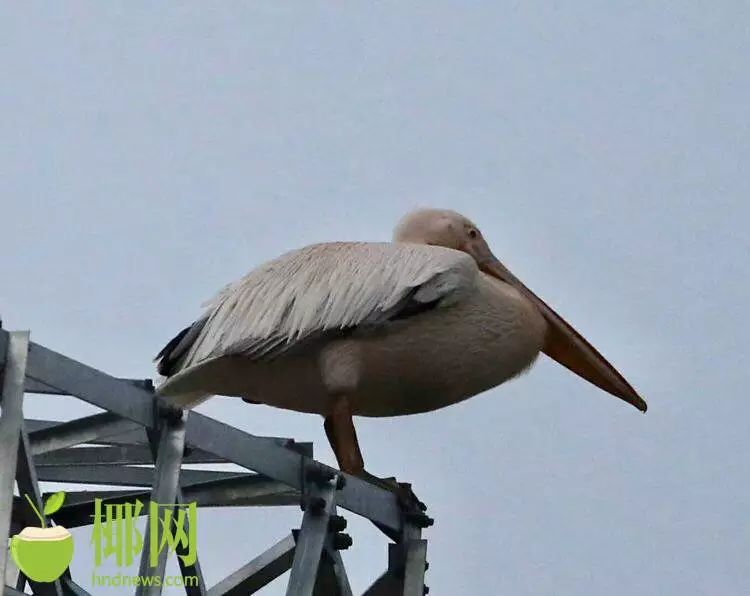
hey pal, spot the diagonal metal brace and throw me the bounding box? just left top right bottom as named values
left=135, top=410, right=189, bottom=596
left=286, top=468, right=343, bottom=596
left=206, top=534, right=296, bottom=595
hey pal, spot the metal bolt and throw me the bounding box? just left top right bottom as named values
left=404, top=511, right=434, bottom=528
left=328, top=515, right=347, bottom=532
left=336, top=474, right=347, bottom=490
left=331, top=533, right=353, bottom=550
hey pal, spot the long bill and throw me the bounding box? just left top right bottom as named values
left=480, top=258, right=647, bottom=412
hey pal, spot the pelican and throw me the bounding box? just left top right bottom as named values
left=156, top=208, right=646, bottom=487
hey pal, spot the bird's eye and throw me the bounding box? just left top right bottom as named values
left=468, top=228, right=479, bottom=239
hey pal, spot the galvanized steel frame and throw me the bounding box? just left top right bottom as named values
left=0, top=328, right=431, bottom=595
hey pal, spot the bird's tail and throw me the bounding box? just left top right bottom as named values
left=155, top=376, right=212, bottom=410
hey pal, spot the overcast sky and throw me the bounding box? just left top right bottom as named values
left=2, top=2, right=748, bottom=594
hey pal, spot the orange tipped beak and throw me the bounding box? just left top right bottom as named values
left=480, top=257, right=647, bottom=412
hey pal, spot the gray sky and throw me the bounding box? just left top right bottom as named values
left=2, top=2, right=748, bottom=594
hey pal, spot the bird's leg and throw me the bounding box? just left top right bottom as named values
left=324, top=396, right=364, bottom=475
left=324, top=398, right=425, bottom=512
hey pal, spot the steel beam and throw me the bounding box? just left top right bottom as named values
left=44, top=475, right=299, bottom=529
left=0, top=332, right=29, bottom=588
left=28, top=417, right=310, bottom=456
left=183, top=415, right=401, bottom=531
left=24, top=377, right=67, bottom=395
left=312, top=547, right=353, bottom=596
left=16, top=425, right=64, bottom=596
left=136, top=413, right=188, bottom=596
left=27, top=418, right=150, bottom=447
left=312, top=554, right=338, bottom=596
left=206, top=534, right=296, bottom=595
left=143, top=425, right=207, bottom=596
left=9, top=346, right=65, bottom=595
left=24, top=338, right=156, bottom=426
left=35, top=464, right=249, bottom=487
left=61, top=576, right=93, bottom=595
left=3, top=555, right=19, bottom=589
left=313, top=505, right=353, bottom=596
left=325, top=548, right=353, bottom=596
left=285, top=475, right=340, bottom=596
left=25, top=376, right=157, bottom=396
left=402, top=539, right=427, bottom=596
left=0, top=328, right=434, bottom=594
left=57, top=474, right=295, bottom=507
left=362, top=571, right=403, bottom=596
left=174, top=491, right=207, bottom=596
left=34, top=444, right=223, bottom=467
left=362, top=524, right=429, bottom=596
left=0, top=326, right=7, bottom=367
left=29, top=411, right=143, bottom=455
left=174, top=474, right=298, bottom=508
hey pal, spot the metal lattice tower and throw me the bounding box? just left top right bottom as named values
left=0, top=328, right=432, bottom=595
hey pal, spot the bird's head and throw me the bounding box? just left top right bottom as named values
left=393, top=208, right=496, bottom=266
left=394, top=207, right=647, bottom=413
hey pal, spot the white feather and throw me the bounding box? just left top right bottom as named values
left=173, top=242, right=477, bottom=372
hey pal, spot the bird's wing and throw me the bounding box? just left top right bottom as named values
left=155, top=242, right=477, bottom=376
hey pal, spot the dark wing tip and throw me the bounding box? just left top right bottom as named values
left=155, top=319, right=206, bottom=377
left=155, top=326, right=190, bottom=376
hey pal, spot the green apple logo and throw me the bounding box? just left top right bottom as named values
left=10, top=492, right=73, bottom=583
